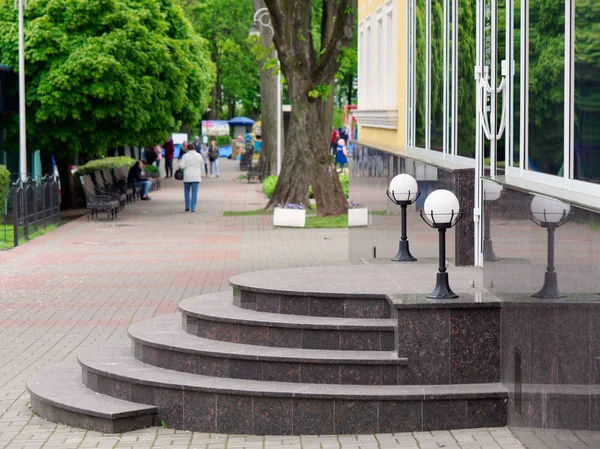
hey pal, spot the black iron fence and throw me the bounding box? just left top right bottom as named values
left=1, top=175, right=60, bottom=248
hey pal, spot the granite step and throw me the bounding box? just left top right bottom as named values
left=129, top=314, right=407, bottom=385
left=78, top=337, right=508, bottom=435
left=26, top=362, right=157, bottom=433
left=179, top=292, right=396, bottom=351
left=229, top=267, right=392, bottom=319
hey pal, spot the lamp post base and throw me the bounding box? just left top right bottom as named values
left=391, top=240, right=417, bottom=262
left=427, top=272, right=459, bottom=299
left=483, top=239, right=499, bottom=262
left=531, top=272, right=566, bottom=299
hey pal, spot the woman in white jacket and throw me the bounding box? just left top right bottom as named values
left=178, top=143, right=203, bottom=212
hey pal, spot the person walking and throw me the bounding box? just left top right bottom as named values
left=178, top=141, right=188, bottom=160
left=335, top=138, right=349, bottom=172
left=330, top=127, right=338, bottom=156
left=127, top=160, right=152, bottom=200
left=179, top=143, right=203, bottom=212
left=153, top=145, right=162, bottom=170
left=194, top=136, right=203, bottom=153
left=200, top=144, right=209, bottom=176
left=164, top=138, right=175, bottom=178
left=208, top=139, right=219, bottom=177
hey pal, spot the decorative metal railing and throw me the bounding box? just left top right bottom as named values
left=10, top=175, right=60, bottom=247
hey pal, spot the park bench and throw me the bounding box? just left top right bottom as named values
left=247, top=157, right=264, bottom=183
left=92, top=171, right=127, bottom=210
left=240, top=146, right=253, bottom=171
left=101, top=169, right=135, bottom=204
left=114, top=166, right=141, bottom=200
left=80, top=175, right=121, bottom=221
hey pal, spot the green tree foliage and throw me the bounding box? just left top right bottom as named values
left=527, top=0, right=565, bottom=174
left=181, top=0, right=259, bottom=119
left=0, top=0, right=215, bottom=159
left=0, top=164, right=9, bottom=212
left=457, top=0, right=476, bottom=157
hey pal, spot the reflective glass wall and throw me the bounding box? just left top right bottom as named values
left=482, top=179, right=600, bottom=444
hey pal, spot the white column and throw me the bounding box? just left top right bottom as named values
left=276, top=66, right=281, bottom=176
left=18, top=0, right=27, bottom=181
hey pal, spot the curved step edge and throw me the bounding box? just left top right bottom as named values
left=178, top=292, right=396, bottom=331
left=78, top=339, right=508, bottom=434
left=129, top=314, right=406, bottom=364
left=129, top=314, right=407, bottom=385
left=79, top=338, right=507, bottom=401
left=26, top=362, right=157, bottom=433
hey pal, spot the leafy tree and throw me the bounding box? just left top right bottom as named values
left=0, top=0, right=215, bottom=208
left=262, top=0, right=357, bottom=216
left=182, top=0, right=259, bottom=119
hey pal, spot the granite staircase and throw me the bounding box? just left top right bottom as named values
left=27, top=266, right=507, bottom=434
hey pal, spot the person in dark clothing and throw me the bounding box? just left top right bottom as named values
left=128, top=160, right=152, bottom=200
left=163, top=138, right=175, bottom=178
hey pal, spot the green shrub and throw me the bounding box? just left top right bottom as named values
left=262, top=175, right=278, bottom=198
left=309, top=173, right=348, bottom=199
left=215, top=136, right=232, bottom=146
left=0, top=165, right=10, bottom=212
left=144, top=164, right=159, bottom=174
left=264, top=173, right=349, bottom=200
left=73, top=156, right=136, bottom=204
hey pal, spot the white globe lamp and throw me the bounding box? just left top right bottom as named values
left=386, top=174, right=420, bottom=262
left=419, top=189, right=463, bottom=299
left=531, top=195, right=571, bottom=225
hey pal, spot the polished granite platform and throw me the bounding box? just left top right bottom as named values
left=27, top=263, right=509, bottom=434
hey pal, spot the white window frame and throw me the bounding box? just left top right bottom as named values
left=354, top=1, right=399, bottom=129
left=405, top=0, right=476, bottom=168
left=500, top=0, right=600, bottom=209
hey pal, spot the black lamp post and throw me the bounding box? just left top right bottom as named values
left=483, top=181, right=503, bottom=261
left=530, top=195, right=571, bottom=298
left=386, top=174, right=420, bottom=262
left=420, top=189, right=463, bottom=299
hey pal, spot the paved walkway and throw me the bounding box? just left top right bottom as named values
left=0, top=160, right=528, bottom=448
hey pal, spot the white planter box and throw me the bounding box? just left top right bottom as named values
left=273, top=208, right=306, bottom=227
left=348, top=208, right=369, bottom=227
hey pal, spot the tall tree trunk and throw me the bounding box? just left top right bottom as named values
left=56, top=156, right=76, bottom=210
left=263, top=0, right=356, bottom=216
left=267, top=80, right=346, bottom=216
left=347, top=74, right=355, bottom=105
left=252, top=0, right=278, bottom=178
left=209, top=67, right=221, bottom=119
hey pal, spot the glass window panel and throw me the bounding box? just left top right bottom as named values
left=415, top=0, right=427, bottom=148
left=512, top=0, right=521, bottom=166
left=431, top=0, right=444, bottom=151
left=497, top=0, right=507, bottom=167
left=574, top=0, right=600, bottom=182
left=457, top=0, right=476, bottom=157
left=527, top=0, right=564, bottom=175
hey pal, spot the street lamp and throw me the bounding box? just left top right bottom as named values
left=386, top=174, right=420, bottom=261
left=420, top=189, right=463, bottom=299
left=250, top=8, right=282, bottom=176
left=17, top=0, right=27, bottom=181
left=483, top=181, right=503, bottom=261
left=530, top=195, right=571, bottom=298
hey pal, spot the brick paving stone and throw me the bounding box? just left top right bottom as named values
left=0, top=160, right=554, bottom=449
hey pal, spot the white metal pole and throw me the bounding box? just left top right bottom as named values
left=276, top=65, right=281, bottom=176
left=18, top=0, right=27, bottom=181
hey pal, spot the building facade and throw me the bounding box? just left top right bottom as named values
left=354, top=0, right=600, bottom=441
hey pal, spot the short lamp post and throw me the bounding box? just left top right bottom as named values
left=530, top=195, right=571, bottom=299
left=386, top=174, right=420, bottom=262
left=483, top=181, right=503, bottom=261
left=420, top=189, right=463, bottom=299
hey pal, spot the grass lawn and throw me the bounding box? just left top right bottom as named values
left=305, top=214, right=347, bottom=228
left=223, top=209, right=272, bottom=216
left=0, top=224, right=57, bottom=250
left=224, top=208, right=349, bottom=228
